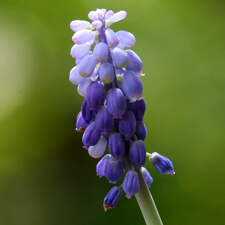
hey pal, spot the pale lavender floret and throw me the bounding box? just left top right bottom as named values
left=105, top=10, right=114, bottom=19
left=141, top=167, right=153, bottom=187
left=121, top=70, right=143, bottom=102
left=112, top=48, right=129, bottom=68
left=117, top=31, right=136, bottom=48
left=93, top=42, right=108, bottom=63
left=96, top=9, right=105, bottom=20
left=88, top=136, right=107, bottom=158
left=69, top=66, right=85, bottom=85
left=99, top=62, right=115, bottom=84
left=105, top=29, right=119, bottom=47
left=116, top=43, right=125, bottom=49
left=77, top=77, right=92, bottom=97
left=92, top=20, right=103, bottom=29
left=70, top=20, right=91, bottom=32
left=72, top=30, right=94, bottom=44
left=125, top=50, right=143, bottom=76
left=70, top=43, right=91, bottom=59
left=109, top=11, right=127, bottom=23
left=96, top=154, right=110, bottom=178
left=88, top=11, right=98, bottom=21
left=79, top=55, right=96, bottom=77
left=129, top=140, right=146, bottom=167
left=76, top=57, right=83, bottom=65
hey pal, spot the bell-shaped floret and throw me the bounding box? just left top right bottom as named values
left=127, top=99, right=146, bottom=121
left=93, top=42, right=108, bottom=63
left=70, top=43, right=91, bottom=59
left=112, top=48, right=129, bottom=68
left=129, top=140, right=146, bottom=167
left=141, top=167, right=153, bottom=187
left=70, top=20, right=91, bottom=32
left=99, top=62, right=115, bottom=84
left=88, top=136, right=107, bottom=158
left=69, top=66, right=85, bottom=85
left=79, top=55, right=96, bottom=77
left=96, top=154, right=110, bottom=178
left=117, top=31, right=136, bottom=48
left=72, top=30, right=94, bottom=44
left=105, top=29, right=119, bottom=47
left=77, top=77, right=92, bottom=97
left=81, top=99, right=95, bottom=124
left=76, top=111, right=88, bottom=133
left=92, top=20, right=103, bottom=29
left=109, top=11, right=127, bottom=23
left=135, top=121, right=147, bottom=141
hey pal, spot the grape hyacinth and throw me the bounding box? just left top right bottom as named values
left=69, top=9, right=175, bottom=224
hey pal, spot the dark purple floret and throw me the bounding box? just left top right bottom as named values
left=76, top=111, right=88, bottom=132
left=129, top=140, right=146, bottom=167
left=108, top=132, right=125, bottom=161
left=103, top=186, right=123, bottom=211
left=106, top=88, right=126, bottom=119
left=96, top=154, right=110, bottom=178
left=123, top=171, right=140, bottom=199
left=85, top=81, right=106, bottom=110
left=96, top=106, right=115, bottom=135
left=135, top=121, right=147, bottom=141
left=127, top=99, right=146, bottom=121
left=141, top=167, right=153, bottom=187
left=82, top=121, right=101, bottom=149
left=81, top=99, right=95, bottom=124
left=118, top=111, right=136, bottom=140
left=149, top=152, right=175, bottom=175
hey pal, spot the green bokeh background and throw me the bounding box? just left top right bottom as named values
left=0, top=0, right=224, bottom=224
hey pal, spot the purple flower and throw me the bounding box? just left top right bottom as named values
left=72, top=30, right=94, bottom=44
left=149, top=152, right=175, bottom=175
left=105, top=29, right=119, bottom=47
left=69, top=66, right=85, bottom=85
left=88, top=136, right=107, bottom=158
left=97, top=154, right=110, bottom=178
left=118, top=111, right=136, bottom=140
left=70, top=20, right=91, bottom=32
left=81, top=99, right=95, bottom=124
left=135, top=121, right=147, bottom=141
left=93, top=42, right=108, bottom=63
left=99, top=62, right=115, bottom=84
left=123, top=171, right=140, bottom=199
left=112, top=48, right=129, bottom=68
left=117, top=31, right=136, bottom=48
left=92, top=20, right=103, bottom=29
left=141, top=167, right=153, bottom=187
left=129, top=140, right=146, bottom=167
left=79, top=55, right=96, bottom=77
left=76, top=111, right=87, bottom=133
left=88, top=11, right=98, bottom=21
left=127, top=99, right=146, bottom=121
left=70, top=43, right=91, bottom=59
left=77, top=77, right=92, bottom=97
left=109, top=11, right=127, bottom=23
left=103, top=186, right=123, bottom=211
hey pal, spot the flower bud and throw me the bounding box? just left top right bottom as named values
left=88, top=11, right=98, bottom=21
left=81, top=99, right=95, bottom=123
left=135, top=121, right=147, bottom=141
left=93, top=42, right=108, bottom=63
left=77, top=77, right=92, bottom=97
left=79, top=55, right=96, bottom=77
left=103, top=186, right=123, bottom=211
left=76, top=111, right=88, bottom=132
left=106, top=88, right=126, bottom=119
left=96, top=106, right=115, bottom=135
left=96, top=154, right=110, bottom=178
left=70, top=20, right=91, bottom=32
left=112, top=48, right=129, bottom=68
left=129, top=140, right=146, bottom=167
left=127, top=99, right=146, bottom=121
left=118, top=111, right=136, bottom=140
left=88, top=136, right=107, bottom=158
left=105, top=10, right=114, bottom=20
left=92, top=20, right=103, bottom=29
left=121, top=70, right=143, bottom=102
left=108, top=132, right=125, bottom=161
left=72, top=30, right=94, bottom=44
left=104, top=155, right=124, bottom=184
left=123, top=171, right=140, bottom=199
left=117, top=31, right=136, bottom=48
left=125, top=50, right=143, bottom=76
left=109, top=11, right=127, bottom=23
left=149, top=152, right=175, bottom=175
left=85, top=81, right=105, bottom=110
left=141, top=167, right=153, bottom=187
left=69, top=66, right=85, bottom=85
left=82, top=121, right=101, bottom=149
left=99, top=62, right=115, bottom=84
left=105, top=29, right=119, bottom=47
left=70, top=43, right=91, bottom=59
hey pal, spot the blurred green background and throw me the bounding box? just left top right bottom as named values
left=0, top=0, right=224, bottom=224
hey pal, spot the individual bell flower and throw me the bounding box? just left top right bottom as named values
left=105, top=29, right=119, bottom=47
left=81, top=99, right=95, bottom=124
left=88, top=11, right=98, bottom=21
left=105, top=10, right=114, bottom=20
left=103, top=186, right=123, bottom=211
left=109, top=11, right=127, bottom=23
left=129, top=140, right=146, bottom=167
left=72, top=30, right=94, bottom=44
left=82, top=121, right=101, bottom=149
left=96, top=106, right=115, bottom=135
left=92, top=20, right=103, bottom=29
left=149, top=152, right=175, bottom=175
left=116, top=31, right=136, bottom=48
left=70, top=42, right=91, bottom=59
left=125, top=50, right=143, bottom=76
left=96, top=8, right=105, bottom=20
left=127, top=99, right=146, bottom=121
left=85, top=81, right=105, bottom=110
left=118, top=111, right=136, bottom=140
left=93, top=42, right=108, bottom=63
left=99, top=62, right=115, bottom=84
left=79, top=55, right=96, bottom=77
left=88, top=136, right=107, bottom=158
left=104, top=155, right=124, bottom=184
left=108, top=132, right=125, bottom=161
left=97, top=154, right=110, bottom=178
left=135, top=121, right=147, bottom=141
left=141, top=167, right=153, bottom=187
left=76, top=111, right=88, bottom=133
left=69, top=65, right=85, bottom=85
left=70, top=20, right=91, bottom=32
left=121, top=70, right=143, bottom=102
left=106, top=88, right=126, bottom=119
left=77, top=77, right=92, bottom=97
left=112, top=48, right=129, bottom=68
left=123, top=171, right=140, bottom=199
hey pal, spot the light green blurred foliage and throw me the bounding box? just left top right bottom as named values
left=0, top=0, right=224, bottom=224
